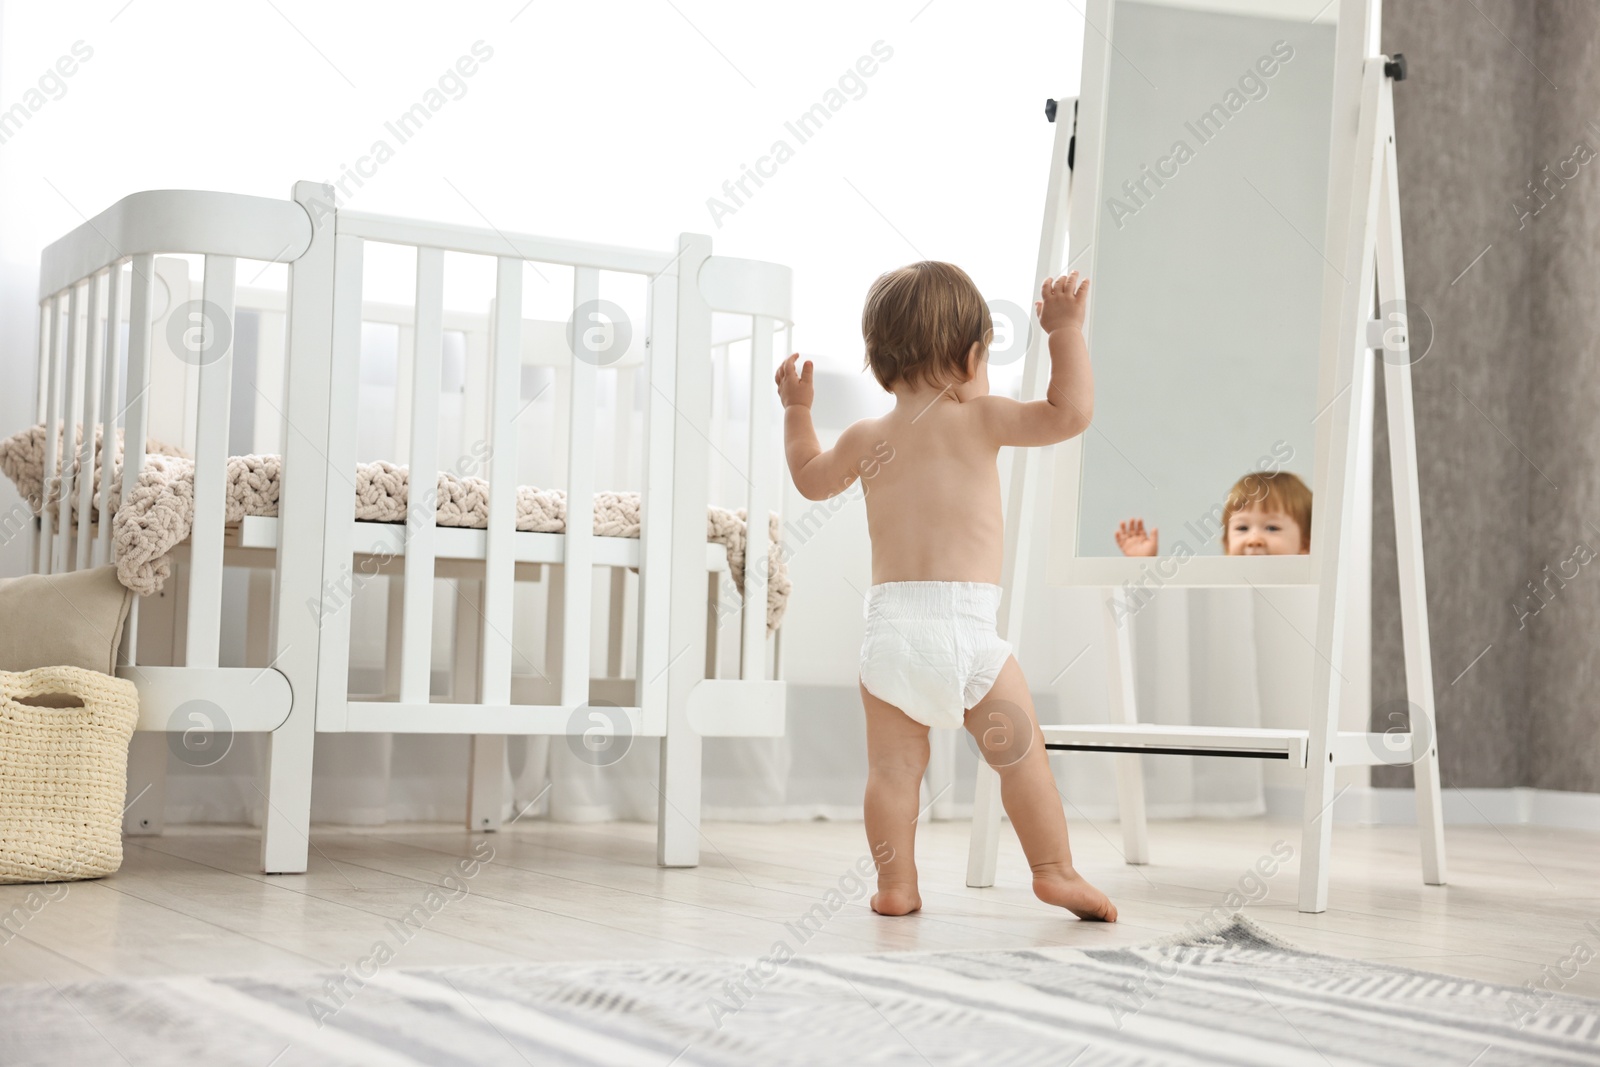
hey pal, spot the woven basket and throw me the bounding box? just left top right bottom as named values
left=0, top=665, right=139, bottom=883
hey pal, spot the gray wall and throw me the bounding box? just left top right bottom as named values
left=1525, top=1, right=1600, bottom=793
left=1374, top=0, right=1600, bottom=793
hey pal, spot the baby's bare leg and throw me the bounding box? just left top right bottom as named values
left=860, top=681, right=930, bottom=916
left=966, top=657, right=1117, bottom=922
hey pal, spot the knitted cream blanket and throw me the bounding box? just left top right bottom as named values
left=0, top=425, right=789, bottom=634
left=0, top=423, right=186, bottom=521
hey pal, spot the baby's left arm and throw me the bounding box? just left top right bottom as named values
left=776, top=353, right=872, bottom=501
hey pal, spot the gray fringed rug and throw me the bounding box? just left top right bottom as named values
left=3, top=917, right=1597, bottom=1066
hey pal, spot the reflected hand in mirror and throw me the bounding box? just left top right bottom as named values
left=1114, top=518, right=1158, bottom=557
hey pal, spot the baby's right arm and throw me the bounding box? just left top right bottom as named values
left=776, top=353, right=875, bottom=501
left=970, top=272, right=1094, bottom=447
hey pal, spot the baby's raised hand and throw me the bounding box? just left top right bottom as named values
left=775, top=352, right=814, bottom=409
left=1035, top=271, right=1089, bottom=334
left=1115, top=518, right=1158, bottom=557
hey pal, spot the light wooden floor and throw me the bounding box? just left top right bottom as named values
left=3, top=816, right=1597, bottom=999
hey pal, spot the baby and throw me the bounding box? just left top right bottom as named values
left=1115, top=470, right=1312, bottom=557
left=775, top=261, right=1116, bottom=922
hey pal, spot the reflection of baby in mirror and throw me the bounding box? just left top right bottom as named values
left=1115, top=470, right=1312, bottom=557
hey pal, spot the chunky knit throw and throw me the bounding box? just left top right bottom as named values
left=1, top=425, right=789, bottom=634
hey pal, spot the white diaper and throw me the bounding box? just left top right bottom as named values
left=858, top=581, right=1013, bottom=729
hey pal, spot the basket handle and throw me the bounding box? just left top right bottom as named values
left=0, top=665, right=96, bottom=704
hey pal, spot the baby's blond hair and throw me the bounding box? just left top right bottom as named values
left=1221, top=470, right=1312, bottom=551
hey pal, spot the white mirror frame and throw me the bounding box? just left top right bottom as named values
left=1047, top=0, right=1379, bottom=588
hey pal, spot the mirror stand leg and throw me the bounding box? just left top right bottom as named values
left=1373, top=77, right=1449, bottom=889
left=1114, top=754, right=1149, bottom=865
left=965, top=761, right=1002, bottom=887
left=1104, top=589, right=1149, bottom=864
left=1412, top=744, right=1446, bottom=885
left=1298, top=755, right=1337, bottom=913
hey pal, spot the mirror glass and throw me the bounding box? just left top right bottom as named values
left=1075, top=0, right=1337, bottom=559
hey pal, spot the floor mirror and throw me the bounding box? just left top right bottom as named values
left=971, top=0, right=1446, bottom=914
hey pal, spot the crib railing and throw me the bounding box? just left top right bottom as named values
left=699, top=256, right=790, bottom=687
left=34, top=188, right=319, bottom=867
left=224, top=287, right=783, bottom=691
left=36, top=192, right=312, bottom=580
left=312, top=212, right=686, bottom=737
left=29, top=183, right=790, bottom=870
left=33, top=190, right=312, bottom=715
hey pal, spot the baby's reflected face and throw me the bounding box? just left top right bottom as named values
left=1226, top=507, right=1307, bottom=556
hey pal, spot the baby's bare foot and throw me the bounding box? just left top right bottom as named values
left=871, top=881, right=922, bottom=916
left=1032, top=863, right=1117, bottom=922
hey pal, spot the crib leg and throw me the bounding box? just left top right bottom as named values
left=260, top=710, right=314, bottom=874
left=123, top=733, right=168, bottom=836
left=468, top=736, right=507, bottom=832
left=457, top=579, right=506, bottom=832
left=657, top=575, right=711, bottom=868
left=658, top=732, right=702, bottom=867
left=125, top=575, right=178, bottom=836
left=261, top=553, right=314, bottom=870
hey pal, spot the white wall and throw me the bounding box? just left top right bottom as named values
left=0, top=2, right=1363, bottom=824
left=0, top=0, right=1084, bottom=584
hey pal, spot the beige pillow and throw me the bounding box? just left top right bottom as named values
left=0, top=567, right=132, bottom=676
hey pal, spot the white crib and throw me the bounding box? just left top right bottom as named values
left=28, top=182, right=790, bottom=873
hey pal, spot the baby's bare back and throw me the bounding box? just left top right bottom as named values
left=858, top=398, right=1004, bottom=585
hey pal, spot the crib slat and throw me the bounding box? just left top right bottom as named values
left=36, top=296, right=62, bottom=575
left=75, top=273, right=105, bottom=571
left=34, top=303, right=49, bottom=424
left=562, top=268, right=599, bottom=708
left=27, top=302, right=47, bottom=574
left=740, top=316, right=776, bottom=680
left=773, top=323, right=793, bottom=682
left=394, top=326, right=415, bottom=465
left=479, top=257, right=522, bottom=705
left=95, top=264, right=126, bottom=567
left=54, top=284, right=83, bottom=573
left=118, top=256, right=156, bottom=666
left=186, top=255, right=237, bottom=668
left=399, top=247, right=444, bottom=704
left=636, top=269, right=677, bottom=731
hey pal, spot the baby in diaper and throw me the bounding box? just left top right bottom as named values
left=775, top=262, right=1115, bottom=922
